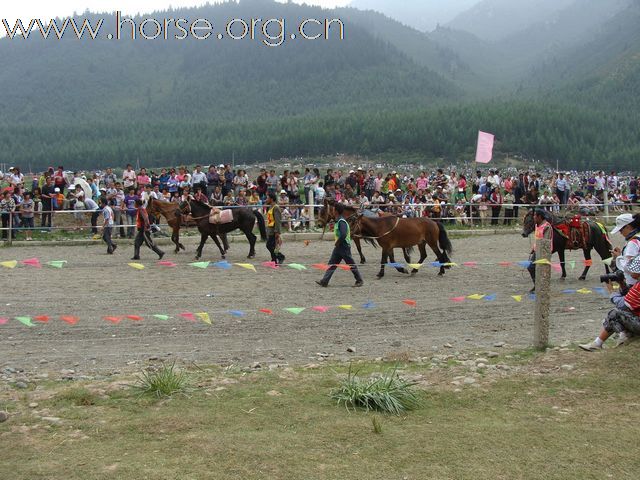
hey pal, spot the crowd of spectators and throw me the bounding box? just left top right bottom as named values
left=1, top=163, right=638, bottom=240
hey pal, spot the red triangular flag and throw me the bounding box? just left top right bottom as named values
left=259, top=309, right=273, bottom=315
left=126, top=315, right=143, bottom=321
left=313, top=306, right=330, bottom=313
left=312, top=263, right=330, bottom=271
left=498, top=262, right=512, bottom=267
left=179, top=312, right=196, bottom=322
left=261, top=261, right=278, bottom=269
left=402, top=300, right=417, bottom=307
left=336, top=264, right=352, bottom=271
left=157, top=261, right=177, bottom=267
left=34, top=315, right=50, bottom=323
left=22, top=258, right=42, bottom=268
left=104, top=316, right=124, bottom=324
left=60, top=315, right=79, bottom=325
left=463, top=262, right=478, bottom=268
left=450, top=296, right=466, bottom=303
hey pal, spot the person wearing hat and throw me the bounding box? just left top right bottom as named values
left=527, top=209, right=553, bottom=291
left=265, top=192, right=285, bottom=264
left=580, top=255, right=640, bottom=351
left=131, top=198, right=164, bottom=260
left=610, top=213, right=640, bottom=289
left=316, top=202, right=363, bottom=288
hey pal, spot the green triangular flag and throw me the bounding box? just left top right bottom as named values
left=287, top=263, right=307, bottom=271
left=285, top=307, right=306, bottom=315
left=15, top=316, right=35, bottom=327
left=153, top=314, right=170, bottom=321
left=47, top=260, right=67, bottom=268
left=568, top=260, right=576, bottom=270
left=190, top=262, right=210, bottom=269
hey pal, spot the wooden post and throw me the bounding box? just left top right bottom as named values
left=603, top=189, right=610, bottom=221
left=533, top=238, right=552, bottom=349
left=7, top=211, right=13, bottom=247
left=308, top=189, right=315, bottom=229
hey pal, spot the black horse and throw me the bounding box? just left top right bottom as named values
left=521, top=209, right=612, bottom=280
left=184, top=200, right=267, bottom=260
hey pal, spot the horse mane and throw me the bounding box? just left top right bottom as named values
left=190, top=199, right=212, bottom=211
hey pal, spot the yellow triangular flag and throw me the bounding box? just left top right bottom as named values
left=196, top=312, right=211, bottom=325
left=1, top=260, right=18, bottom=269
left=407, top=263, right=422, bottom=270
left=533, top=259, right=552, bottom=265
left=467, top=294, right=485, bottom=300
left=235, top=263, right=257, bottom=272
left=576, top=288, right=592, bottom=294
left=338, top=305, right=353, bottom=310
left=511, top=295, right=523, bottom=302
left=128, top=263, right=145, bottom=270
left=443, top=262, right=458, bottom=267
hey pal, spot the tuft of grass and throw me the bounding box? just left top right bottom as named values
left=330, top=364, right=422, bottom=415
left=134, top=362, right=189, bottom=398
left=55, top=388, right=97, bottom=407
left=371, top=415, right=383, bottom=434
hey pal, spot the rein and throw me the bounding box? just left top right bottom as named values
left=355, top=216, right=400, bottom=240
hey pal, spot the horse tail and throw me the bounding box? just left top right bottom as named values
left=363, top=238, right=377, bottom=249
left=253, top=210, right=267, bottom=241
left=437, top=222, right=453, bottom=256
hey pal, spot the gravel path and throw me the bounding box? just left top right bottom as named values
left=0, top=232, right=617, bottom=373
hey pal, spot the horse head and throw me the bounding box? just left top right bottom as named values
left=521, top=208, right=535, bottom=237
left=316, top=198, right=335, bottom=228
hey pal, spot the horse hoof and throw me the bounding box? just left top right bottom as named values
left=578, top=276, right=586, bottom=281
left=410, top=271, right=417, bottom=276
left=438, top=272, right=445, bottom=276
left=376, top=275, right=383, bottom=279
left=247, top=255, right=255, bottom=259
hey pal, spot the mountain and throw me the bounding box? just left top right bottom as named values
left=0, top=0, right=457, bottom=127
left=445, top=0, right=575, bottom=42
left=348, top=0, right=479, bottom=32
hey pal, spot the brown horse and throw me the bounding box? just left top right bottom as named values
left=353, top=214, right=453, bottom=278
left=148, top=197, right=232, bottom=255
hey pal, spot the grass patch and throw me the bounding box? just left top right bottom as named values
left=133, top=362, right=189, bottom=398
left=330, top=364, right=422, bottom=414
left=54, top=387, right=98, bottom=407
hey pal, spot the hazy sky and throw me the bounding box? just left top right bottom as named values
left=0, top=1, right=352, bottom=21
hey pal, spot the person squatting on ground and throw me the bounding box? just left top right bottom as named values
left=527, top=208, right=553, bottom=290
left=100, top=197, right=117, bottom=254
left=579, top=255, right=640, bottom=351
left=610, top=213, right=640, bottom=290
left=316, top=202, right=363, bottom=288
left=265, top=192, right=285, bottom=264
left=131, top=198, right=164, bottom=260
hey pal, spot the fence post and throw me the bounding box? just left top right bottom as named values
left=603, top=189, right=610, bottom=221
left=533, top=238, right=551, bottom=349
left=308, top=189, right=315, bottom=229
left=7, top=212, right=13, bottom=247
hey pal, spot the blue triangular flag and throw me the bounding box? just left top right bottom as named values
left=517, top=261, right=532, bottom=268
left=562, top=289, right=577, bottom=294
left=213, top=261, right=233, bottom=270
left=228, top=310, right=246, bottom=317
left=528, top=293, right=536, bottom=301
left=362, top=301, right=376, bottom=309
left=431, top=261, right=443, bottom=268
left=484, top=294, right=497, bottom=301
left=386, top=262, right=404, bottom=269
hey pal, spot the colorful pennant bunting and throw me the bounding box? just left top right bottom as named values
left=180, top=312, right=196, bottom=321
left=312, top=263, right=330, bottom=271
left=157, top=261, right=177, bottom=267
left=229, top=310, right=246, bottom=317
left=126, top=315, right=143, bottom=321
left=153, top=314, right=171, bottom=321
left=15, top=316, right=35, bottom=327
left=34, top=315, right=50, bottom=323
left=362, top=301, right=376, bottom=309
left=338, top=305, right=353, bottom=310
left=463, top=262, right=478, bottom=268
left=262, top=261, right=279, bottom=270
left=402, top=299, right=417, bottom=307
left=0, top=260, right=17, bottom=269
left=22, top=258, right=42, bottom=268
left=285, top=307, right=306, bottom=315
left=47, top=260, right=67, bottom=269
left=104, top=316, right=124, bottom=324
left=259, top=309, right=273, bottom=315
left=287, top=263, right=307, bottom=271
left=196, top=312, right=211, bottom=325
left=467, top=294, right=485, bottom=300
left=189, top=262, right=210, bottom=269
left=450, top=296, right=466, bottom=302
left=60, top=315, right=79, bottom=325
left=213, top=261, right=232, bottom=270
left=235, top=263, right=257, bottom=272
left=407, top=263, right=422, bottom=270
left=128, top=263, right=145, bottom=270
left=533, top=259, right=551, bottom=265
left=312, top=306, right=330, bottom=313
left=0, top=317, right=8, bottom=325
left=511, top=295, right=523, bottom=302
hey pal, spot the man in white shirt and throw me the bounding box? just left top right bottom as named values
left=191, top=165, right=207, bottom=191
left=100, top=197, right=117, bottom=254
left=122, top=164, right=136, bottom=190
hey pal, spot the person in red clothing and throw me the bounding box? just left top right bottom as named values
left=131, top=198, right=164, bottom=260
left=580, top=255, right=640, bottom=351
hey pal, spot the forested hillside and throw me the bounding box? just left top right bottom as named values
left=0, top=0, right=639, bottom=172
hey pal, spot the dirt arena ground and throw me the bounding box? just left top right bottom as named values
left=0, top=232, right=620, bottom=373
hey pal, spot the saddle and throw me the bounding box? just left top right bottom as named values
left=556, top=215, right=590, bottom=250
left=209, top=208, right=233, bottom=225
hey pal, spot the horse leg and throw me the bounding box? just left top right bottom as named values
left=377, top=250, right=388, bottom=279
left=426, top=238, right=446, bottom=276
left=389, top=250, right=408, bottom=274
left=221, top=232, right=229, bottom=254
left=195, top=232, right=208, bottom=260
left=579, top=249, right=591, bottom=280
left=247, top=230, right=257, bottom=259
left=411, top=244, right=428, bottom=276
left=171, top=227, right=181, bottom=254
left=402, top=248, right=411, bottom=264
left=210, top=234, right=225, bottom=259
left=355, top=238, right=366, bottom=264
left=558, top=248, right=566, bottom=279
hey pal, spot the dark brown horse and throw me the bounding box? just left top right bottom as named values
left=184, top=200, right=266, bottom=260
left=521, top=209, right=612, bottom=280
left=147, top=197, right=188, bottom=254
left=353, top=214, right=453, bottom=278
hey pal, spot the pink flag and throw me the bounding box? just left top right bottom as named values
left=475, top=131, right=495, bottom=164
